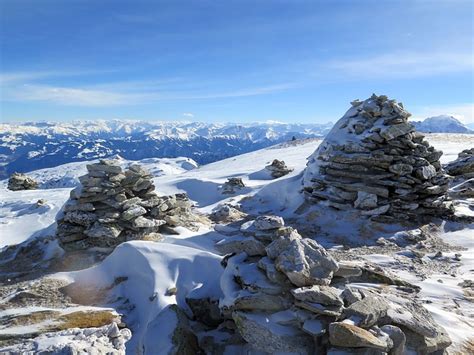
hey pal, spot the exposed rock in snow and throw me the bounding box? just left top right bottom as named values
left=445, top=148, right=474, bottom=178
left=0, top=322, right=131, bottom=354
left=7, top=172, right=38, bottom=191
left=214, top=215, right=452, bottom=354
left=302, top=94, right=453, bottom=222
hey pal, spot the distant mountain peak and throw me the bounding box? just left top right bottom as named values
left=412, top=115, right=472, bottom=134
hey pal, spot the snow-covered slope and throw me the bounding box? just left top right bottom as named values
left=0, top=120, right=332, bottom=179
left=1, top=133, right=473, bottom=353
left=412, top=115, right=473, bottom=134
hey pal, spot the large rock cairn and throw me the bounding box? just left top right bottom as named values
left=214, top=215, right=451, bottom=354
left=57, top=159, right=201, bottom=251
left=302, top=94, right=452, bottom=221
left=7, top=173, right=38, bottom=191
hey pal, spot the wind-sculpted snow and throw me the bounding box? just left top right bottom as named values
left=0, top=120, right=332, bottom=179
left=69, top=241, right=223, bottom=354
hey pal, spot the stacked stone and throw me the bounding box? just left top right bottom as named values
left=221, top=177, right=246, bottom=194
left=302, top=94, right=453, bottom=221
left=7, top=173, right=38, bottom=191
left=214, top=215, right=451, bottom=354
left=57, top=159, right=199, bottom=251
left=265, top=159, right=294, bottom=178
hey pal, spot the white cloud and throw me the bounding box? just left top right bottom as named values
left=328, top=51, right=473, bottom=79
left=6, top=84, right=136, bottom=106
left=411, top=103, right=474, bottom=123
left=182, top=113, right=194, bottom=118
left=1, top=70, right=295, bottom=106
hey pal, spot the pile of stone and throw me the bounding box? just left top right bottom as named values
left=210, top=204, right=247, bottom=223
left=221, top=177, right=246, bottom=194
left=56, top=159, right=203, bottom=251
left=214, top=215, right=451, bottom=354
left=7, top=172, right=38, bottom=191
left=302, top=94, right=453, bottom=221
left=265, top=159, right=293, bottom=178
left=445, top=148, right=474, bottom=179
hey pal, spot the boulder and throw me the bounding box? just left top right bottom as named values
left=232, top=311, right=314, bottom=354
left=329, top=322, right=389, bottom=351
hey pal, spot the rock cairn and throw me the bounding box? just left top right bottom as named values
left=265, top=159, right=293, bottom=178
left=7, top=173, right=38, bottom=191
left=214, top=215, right=451, bottom=354
left=57, top=160, right=201, bottom=251
left=302, top=94, right=452, bottom=221
left=221, top=178, right=246, bottom=194
left=445, top=148, right=474, bottom=179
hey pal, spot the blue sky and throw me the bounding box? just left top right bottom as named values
left=1, top=0, right=473, bottom=123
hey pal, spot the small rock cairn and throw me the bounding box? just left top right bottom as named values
left=302, top=94, right=452, bottom=221
left=221, top=178, right=246, bottom=194
left=7, top=173, right=38, bottom=191
left=265, top=159, right=293, bottom=178
left=57, top=160, right=200, bottom=250
left=215, top=215, right=451, bottom=354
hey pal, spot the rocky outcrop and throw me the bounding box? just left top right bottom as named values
left=0, top=322, right=131, bottom=354
left=445, top=148, right=474, bottom=178
left=7, top=173, right=38, bottom=191
left=265, top=159, right=294, bottom=178
left=215, top=215, right=452, bottom=354
left=302, top=94, right=453, bottom=221
left=56, top=159, right=205, bottom=251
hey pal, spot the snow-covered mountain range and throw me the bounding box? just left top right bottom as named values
left=412, top=115, right=473, bottom=134
left=1, top=116, right=471, bottom=180
left=0, top=120, right=332, bottom=179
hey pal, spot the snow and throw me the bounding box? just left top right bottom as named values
left=65, top=241, right=223, bottom=354
left=0, top=133, right=473, bottom=352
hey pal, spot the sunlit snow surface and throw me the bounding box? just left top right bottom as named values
left=0, top=133, right=473, bottom=353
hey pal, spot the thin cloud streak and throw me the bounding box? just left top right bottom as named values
left=328, top=51, right=473, bottom=79
left=1, top=76, right=296, bottom=106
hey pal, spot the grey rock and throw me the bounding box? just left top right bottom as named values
left=232, top=311, right=314, bottom=354
left=415, top=164, right=437, bottom=180
left=253, top=215, right=285, bottom=230
left=215, top=236, right=266, bottom=256
left=343, top=295, right=390, bottom=328
left=267, top=233, right=339, bottom=286
left=295, top=301, right=343, bottom=316
left=360, top=204, right=390, bottom=216
left=380, top=325, right=405, bottom=355
left=291, top=285, right=343, bottom=306
left=354, top=192, right=378, bottom=209
left=388, top=163, right=413, bottom=176
left=121, top=205, right=147, bottom=220
left=329, top=322, right=389, bottom=350
left=84, top=222, right=122, bottom=238
left=133, top=216, right=166, bottom=228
